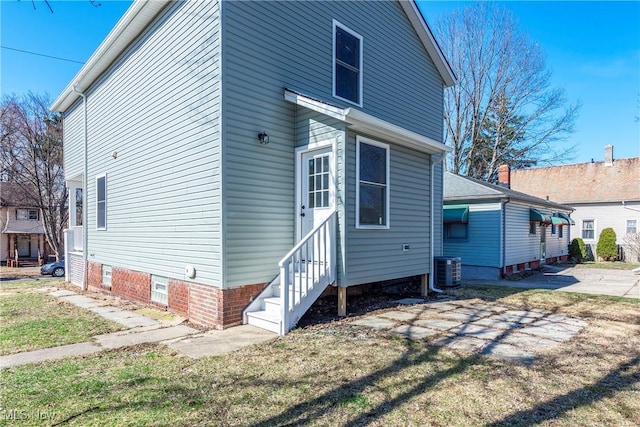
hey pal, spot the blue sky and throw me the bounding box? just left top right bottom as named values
left=1, top=0, right=638, bottom=164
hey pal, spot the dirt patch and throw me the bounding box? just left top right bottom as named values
left=298, top=277, right=455, bottom=329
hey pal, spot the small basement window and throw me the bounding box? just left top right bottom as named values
left=151, top=276, right=168, bottom=306
left=102, top=265, right=112, bottom=287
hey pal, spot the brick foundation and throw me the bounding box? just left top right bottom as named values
left=83, top=263, right=266, bottom=329
left=112, top=267, right=151, bottom=305
left=87, top=262, right=102, bottom=287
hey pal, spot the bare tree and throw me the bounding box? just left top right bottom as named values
left=22, top=0, right=101, bottom=13
left=0, top=93, right=67, bottom=259
left=622, top=232, right=640, bottom=263
left=434, top=3, right=580, bottom=178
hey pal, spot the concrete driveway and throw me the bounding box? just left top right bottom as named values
left=478, top=265, right=640, bottom=299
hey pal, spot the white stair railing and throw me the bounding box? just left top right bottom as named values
left=279, top=210, right=336, bottom=335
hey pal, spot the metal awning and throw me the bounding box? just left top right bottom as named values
left=444, top=205, right=469, bottom=224
left=551, top=215, right=569, bottom=225
left=557, top=212, right=575, bottom=225
left=529, top=209, right=552, bottom=224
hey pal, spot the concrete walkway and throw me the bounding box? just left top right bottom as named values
left=0, top=288, right=276, bottom=368
left=350, top=297, right=588, bottom=364
left=470, top=265, right=640, bottom=299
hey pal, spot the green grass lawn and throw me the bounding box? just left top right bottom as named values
left=570, top=261, right=640, bottom=270
left=0, top=280, right=123, bottom=355
left=1, top=285, right=639, bottom=426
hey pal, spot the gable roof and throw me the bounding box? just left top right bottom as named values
left=51, top=0, right=455, bottom=113
left=510, top=158, right=640, bottom=204
left=444, top=172, right=573, bottom=212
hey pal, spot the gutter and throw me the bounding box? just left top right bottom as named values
left=72, top=85, right=89, bottom=291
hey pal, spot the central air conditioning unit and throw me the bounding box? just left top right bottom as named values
left=434, top=256, right=461, bottom=287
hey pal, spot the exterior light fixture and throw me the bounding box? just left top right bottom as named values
left=258, top=132, right=269, bottom=144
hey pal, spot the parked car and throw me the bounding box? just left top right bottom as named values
left=41, top=260, right=65, bottom=277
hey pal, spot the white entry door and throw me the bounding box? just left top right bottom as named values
left=297, top=147, right=334, bottom=241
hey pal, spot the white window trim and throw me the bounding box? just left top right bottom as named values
left=96, top=173, right=107, bottom=231
left=626, top=218, right=638, bottom=234
left=332, top=19, right=363, bottom=107
left=581, top=219, right=596, bottom=241
left=356, top=136, right=390, bottom=229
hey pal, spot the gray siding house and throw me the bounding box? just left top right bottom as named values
left=51, top=0, right=455, bottom=334
left=443, top=172, right=574, bottom=280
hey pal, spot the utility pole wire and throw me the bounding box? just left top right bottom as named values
left=1, top=46, right=84, bottom=64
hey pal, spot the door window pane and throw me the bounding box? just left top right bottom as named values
left=307, top=155, right=330, bottom=209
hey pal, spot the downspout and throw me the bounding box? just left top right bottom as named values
left=429, top=153, right=444, bottom=294
left=502, top=198, right=511, bottom=277
left=73, top=85, right=89, bottom=291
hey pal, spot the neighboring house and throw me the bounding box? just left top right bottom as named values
left=443, top=172, right=574, bottom=280
left=1, top=182, right=50, bottom=264
left=51, top=0, right=455, bottom=334
left=510, top=145, right=640, bottom=262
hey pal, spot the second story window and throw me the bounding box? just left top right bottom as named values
left=333, top=21, right=362, bottom=106
left=17, top=209, right=38, bottom=221
left=627, top=219, right=638, bottom=234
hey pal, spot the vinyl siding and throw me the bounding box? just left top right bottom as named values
left=505, top=202, right=548, bottom=265
left=546, top=223, right=570, bottom=259
left=223, top=0, right=444, bottom=138
left=83, top=1, right=222, bottom=285
left=443, top=202, right=502, bottom=267
left=221, top=0, right=445, bottom=287
left=63, top=102, right=84, bottom=180
left=344, top=133, right=431, bottom=285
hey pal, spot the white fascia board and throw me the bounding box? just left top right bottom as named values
left=284, top=90, right=450, bottom=155
left=345, top=108, right=451, bottom=154
left=398, top=1, right=456, bottom=88
left=284, top=90, right=347, bottom=121
left=50, top=0, right=170, bottom=112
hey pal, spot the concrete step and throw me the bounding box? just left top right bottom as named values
left=245, top=310, right=280, bottom=334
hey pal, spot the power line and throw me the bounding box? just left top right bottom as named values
left=1, top=45, right=84, bottom=64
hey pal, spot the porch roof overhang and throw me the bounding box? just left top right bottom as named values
left=284, top=90, right=451, bottom=155
left=443, top=205, right=469, bottom=224
left=2, top=229, right=45, bottom=235
left=529, top=208, right=552, bottom=224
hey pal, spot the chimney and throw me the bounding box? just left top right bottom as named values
left=605, top=144, right=614, bottom=166
left=497, top=164, right=510, bottom=187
